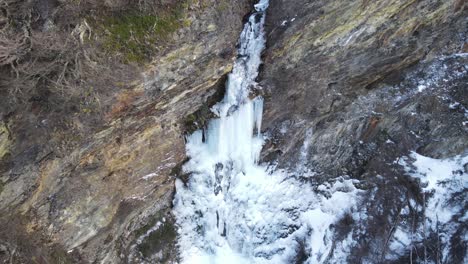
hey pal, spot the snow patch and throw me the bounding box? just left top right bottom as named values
left=142, top=172, right=158, bottom=180
left=399, top=151, right=468, bottom=262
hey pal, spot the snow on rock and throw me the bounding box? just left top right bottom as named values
left=399, top=151, right=468, bottom=262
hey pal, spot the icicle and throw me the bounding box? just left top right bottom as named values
left=253, top=97, right=264, bottom=137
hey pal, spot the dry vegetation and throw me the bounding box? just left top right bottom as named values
left=1, top=0, right=82, bottom=100
left=0, top=0, right=186, bottom=115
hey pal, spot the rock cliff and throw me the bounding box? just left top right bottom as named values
left=0, top=0, right=253, bottom=263
left=260, top=0, right=467, bottom=262
left=0, top=0, right=467, bottom=263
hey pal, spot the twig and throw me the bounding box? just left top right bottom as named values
left=381, top=203, right=404, bottom=262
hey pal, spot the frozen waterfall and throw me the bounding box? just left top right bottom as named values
left=173, top=0, right=361, bottom=263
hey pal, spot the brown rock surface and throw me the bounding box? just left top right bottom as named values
left=0, top=0, right=253, bottom=263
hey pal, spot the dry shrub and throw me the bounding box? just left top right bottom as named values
left=0, top=0, right=149, bottom=121
left=0, top=0, right=96, bottom=104
left=0, top=27, right=29, bottom=68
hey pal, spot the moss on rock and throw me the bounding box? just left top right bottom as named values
left=134, top=212, right=177, bottom=261
left=49, top=247, right=74, bottom=264
left=93, top=2, right=190, bottom=64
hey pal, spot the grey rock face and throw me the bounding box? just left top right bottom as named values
left=259, top=0, right=467, bottom=262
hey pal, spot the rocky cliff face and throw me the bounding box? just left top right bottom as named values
left=260, top=0, right=467, bottom=262
left=0, top=0, right=253, bottom=263
left=0, top=0, right=467, bottom=263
